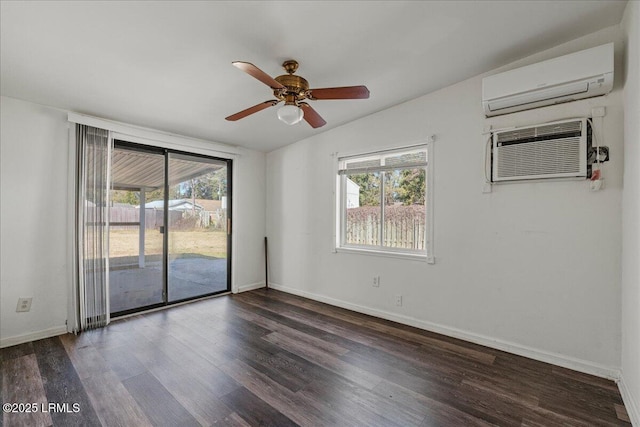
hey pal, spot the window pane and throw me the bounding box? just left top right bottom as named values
left=383, top=168, right=426, bottom=250
left=344, top=172, right=381, bottom=246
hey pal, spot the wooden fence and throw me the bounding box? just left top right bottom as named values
left=345, top=205, right=425, bottom=250
left=88, top=207, right=218, bottom=230
left=109, top=207, right=179, bottom=230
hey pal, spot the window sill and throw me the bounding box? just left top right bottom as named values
left=335, top=246, right=434, bottom=263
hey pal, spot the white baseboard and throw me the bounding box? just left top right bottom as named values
left=236, top=282, right=265, bottom=293
left=0, top=325, right=68, bottom=349
left=618, top=373, right=640, bottom=426
left=269, top=283, right=621, bottom=381
left=0, top=283, right=257, bottom=347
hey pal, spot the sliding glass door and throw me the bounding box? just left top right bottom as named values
left=108, top=142, right=231, bottom=316
left=167, top=153, right=230, bottom=302
left=109, top=146, right=165, bottom=313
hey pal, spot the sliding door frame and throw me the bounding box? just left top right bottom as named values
left=67, top=113, right=241, bottom=333
left=109, top=140, right=232, bottom=318
left=165, top=149, right=233, bottom=305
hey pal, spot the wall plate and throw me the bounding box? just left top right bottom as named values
left=16, top=297, right=32, bottom=312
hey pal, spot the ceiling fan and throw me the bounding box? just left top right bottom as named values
left=225, top=60, right=370, bottom=128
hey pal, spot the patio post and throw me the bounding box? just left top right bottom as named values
left=139, top=188, right=146, bottom=268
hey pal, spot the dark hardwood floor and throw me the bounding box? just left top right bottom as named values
left=1, top=289, right=632, bottom=426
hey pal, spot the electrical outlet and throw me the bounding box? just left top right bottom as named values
left=16, top=297, right=32, bottom=312
left=395, top=295, right=402, bottom=306
left=373, top=276, right=380, bottom=287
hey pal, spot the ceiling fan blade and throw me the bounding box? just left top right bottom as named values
left=307, top=85, right=370, bottom=100
left=225, top=100, right=279, bottom=121
left=232, top=61, right=285, bottom=90
left=299, top=103, right=327, bottom=128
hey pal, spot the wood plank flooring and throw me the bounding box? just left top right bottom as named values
left=1, top=289, right=632, bottom=426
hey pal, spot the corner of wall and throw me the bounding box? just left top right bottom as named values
left=620, top=0, right=640, bottom=425
left=618, top=371, right=640, bottom=426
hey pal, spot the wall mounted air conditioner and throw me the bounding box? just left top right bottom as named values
left=492, top=118, right=589, bottom=182
left=482, top=43, right=613, bottom=117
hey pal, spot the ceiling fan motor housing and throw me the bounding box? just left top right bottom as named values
left=274, top=74, right=309, bottom=102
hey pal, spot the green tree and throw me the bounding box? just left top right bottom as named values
left=143, top=186, right=178, bottom=204
left=396, top=168, right=425, bottom=205
left=348, top=173, right=381, bottom=206
left=110, top=190, right=139, bottom=205
left=348, top=169, right=424, bottom=207
left=180, top=168, right=227, bottom=200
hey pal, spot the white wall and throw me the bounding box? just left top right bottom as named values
left=233, top=147, right=267, bottom=291
left=266, top=26, right=625, bottom=376
left=621, top=0, right=640, bottom=423
left=0, top=96, right=267, bottom=346
left=0, top=97, right=70, bottom=344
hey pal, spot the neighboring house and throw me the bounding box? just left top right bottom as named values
left=194, top=199, right=222, bottom=212
left=142, top=199, right=203, bottom=212
left=346, top=178, right=360, bottom=209
left=195, top=198, right=227, bottom=229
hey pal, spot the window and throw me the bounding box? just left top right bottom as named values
left=337, top=145, right=432, bottom=260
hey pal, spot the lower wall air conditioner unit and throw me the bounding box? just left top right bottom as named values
left=492, top=118, right=589, bottom=182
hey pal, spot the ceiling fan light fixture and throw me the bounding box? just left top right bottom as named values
left=227, top=59, right=368, bottom=127
left=277, top=104, right=304, bottom=125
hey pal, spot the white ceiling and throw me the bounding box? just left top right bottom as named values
left=0, top=1, right=628, bottom=152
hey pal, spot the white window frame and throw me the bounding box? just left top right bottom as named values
left=334, top=140, right=434, bottom=263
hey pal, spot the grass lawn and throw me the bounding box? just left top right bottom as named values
left=109, top=228, right=227, bottom=259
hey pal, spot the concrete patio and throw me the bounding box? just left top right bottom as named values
left=109, top=256, right=228, bottom=313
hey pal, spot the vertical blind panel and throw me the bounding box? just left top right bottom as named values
left=77, top=124, right=111, bottom=330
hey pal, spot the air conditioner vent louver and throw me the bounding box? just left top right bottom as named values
left=492, top=119, right=588, bottom=182
left=496, top=137, right=582, bottom=178
left=497, top=120, right=582, bottom=144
